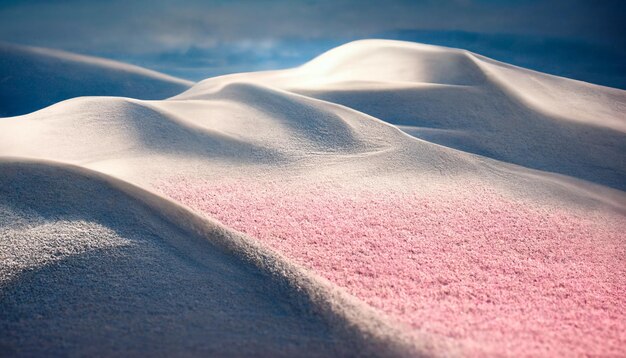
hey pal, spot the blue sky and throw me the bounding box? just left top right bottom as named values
left=0, top=0, right=624, bottom=88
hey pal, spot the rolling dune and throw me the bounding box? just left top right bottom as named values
left=0, top=42, right=192, bottom=117
left=1, top=39, right=624, bottom=357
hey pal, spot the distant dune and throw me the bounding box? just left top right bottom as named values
left=179, top=40, right=626, bottom=190
left=0, top=42, right=193, bottom=117
left=1, top=40, right=624, bottom=357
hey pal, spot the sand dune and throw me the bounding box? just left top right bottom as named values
left=0, top=42, right=193, bottom=117
left=0, top=159, right=427, bottom=357
left=176, top=40, right=626, bottom=190
left=1, top=39, right=624, bottom=357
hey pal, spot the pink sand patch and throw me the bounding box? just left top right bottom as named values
left=156, top=178, right=626, bottom=356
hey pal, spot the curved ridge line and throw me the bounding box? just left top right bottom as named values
left=464, top=51, right=626, bottom=133
left=0, top=156, right=459, bottom=358
left=0, top=41, right=194, bottom=87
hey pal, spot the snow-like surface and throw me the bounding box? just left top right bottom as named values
left=0, top=42, right=193, bottom=117
left=157, top=179, right=625, bottom=357
left=1, top=39, right=625, bottom=356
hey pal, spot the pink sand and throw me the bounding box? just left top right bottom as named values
left=156, top=178, right=626, bottom=356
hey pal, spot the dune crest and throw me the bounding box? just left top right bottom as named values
left=0, top=42, right=193, bottom=117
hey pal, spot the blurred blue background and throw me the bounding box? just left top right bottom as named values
left=0, top=0, right=624, bottom=88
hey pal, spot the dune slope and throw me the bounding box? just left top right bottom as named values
left=0, top=42, right=193, bottom=117
left=0, top=159, right=425, bottom=357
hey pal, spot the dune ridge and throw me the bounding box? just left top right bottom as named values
left=0, top=42, right=193, bottom=117
left=0, top=158, right=440, bottom=357
left=172, top=40, right=626, bottom=190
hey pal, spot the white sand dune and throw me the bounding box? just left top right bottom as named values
left=178, top=40, right=626, bottom=190
left=1, top=40, right=624, bottom=357
left=0, top=42, right=193, bottom=117
left=0, top=158, right=430, bottom=357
